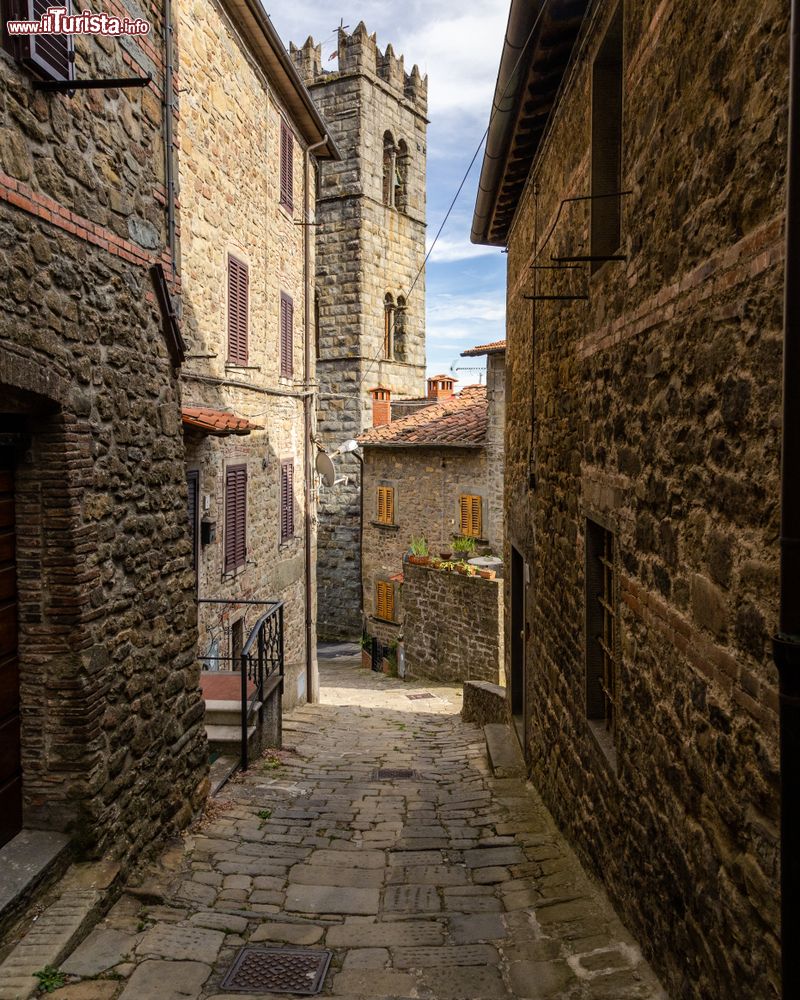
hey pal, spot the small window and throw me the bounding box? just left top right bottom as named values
left=227, top=255, right=248, bottom=364
left=585, top=519, right=618, bottom=760
left=459, top=494, right=482, bottom=538
left=280, top=460, right=294, bottom=542
left=280, top=292, right=294, bottom=377
left=224, top=465, right=247, bottom=572
left=280, top=120, right=294, bottom=211
left=396, top=139, right=409, bottom=211
left=590, top=3, right=624, bottom=272
left=4, top=0, right=75, bottom=82
left=375, top=580, right=395, bottom=622
left=395, top=296, right=407, bottom=361
left=382, top=131, right=396, bottom=207
left=383, top=294, right=395, bottom=359
left=377, top=486, right=394, bottom=525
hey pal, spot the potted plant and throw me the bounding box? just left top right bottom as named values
left=408, top=536, right=430, bottom=565
left=478, top=568, right=496, bottom=580
left=360, top=632, right=372, bottom=669
left=452, top=535, right=477, bottom=562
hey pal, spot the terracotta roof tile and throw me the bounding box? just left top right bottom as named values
left=461, top=340, right=506, bottom=357
left=359, top=387, right=487, bottom=448
left=182, top=406, right=263, bottom=437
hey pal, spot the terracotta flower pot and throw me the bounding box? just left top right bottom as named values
left=479, top=569, right=496, bottom=580
left=439, top=550, right=452, bottom=560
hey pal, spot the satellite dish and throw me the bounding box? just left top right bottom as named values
left=315, top=450, right=336, bottom=487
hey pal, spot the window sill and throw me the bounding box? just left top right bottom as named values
left=371, top=521, right=399, bottom=531
left=587, top=718, right=618, bottom=774
left=279, top=201, right=294, bottom=222
left=370, top=615, right=400, bottom=626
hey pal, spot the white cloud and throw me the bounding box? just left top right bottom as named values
left=425, top=236, right=500, bottom=265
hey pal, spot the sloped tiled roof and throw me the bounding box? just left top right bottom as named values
left=359, top=386, right=487, bottom=448
left=461, top=340, right=506, bottom=357
left=182, top=406, right=263, bottom=437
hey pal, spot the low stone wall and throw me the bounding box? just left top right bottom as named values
left=403, top=559, right=504, bottom=684
left=462, top=680, right=510, bottom=727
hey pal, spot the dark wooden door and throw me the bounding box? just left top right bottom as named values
left=0, top=456, right=20, bottom=847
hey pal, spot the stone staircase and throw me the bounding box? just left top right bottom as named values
left=204, top=696, right=261, bottom=758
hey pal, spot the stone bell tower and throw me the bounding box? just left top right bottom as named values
left=291, top=24, right=428, bottom=639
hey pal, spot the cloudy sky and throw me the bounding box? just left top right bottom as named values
left=267, top=1, right=510, bottom=383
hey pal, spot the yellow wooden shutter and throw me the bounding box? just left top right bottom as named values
left=385, top=582, right=394, bottom=621
left=375, top=581, right=385, bottom=619
left=460, top=494, right=482, bottom=537
left=386, top=487, right=394, bottom=524
left=377, top=488, right=386, bottom=523
left=377, top=487, right=394, bottom=524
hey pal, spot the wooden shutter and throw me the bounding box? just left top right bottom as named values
left=225, top=465, right=247, bottom=572
left=280, top=121, right=294, bottom=211
left=375, top=581, right=394, bottom=621
left=12, top=0, right=75, bottom=82
left=227, top=256, right=248, bottom=364
left=280, top=460, right=294, bottom=542
left=459, top=494, right=482, bottom=537
left=377, top=486, right=394, bottom=525
left=280, top=293, right=294, bottom=377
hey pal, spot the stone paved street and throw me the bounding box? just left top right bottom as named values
left=52, top=652, right=667, bottom=999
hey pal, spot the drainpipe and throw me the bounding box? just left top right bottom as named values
left=775, top=3, right=800, bottom=997
left=304, top=137, right=327, bottom=704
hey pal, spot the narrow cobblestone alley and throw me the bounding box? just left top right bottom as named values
left=53, top=652, right=667, bottom=1000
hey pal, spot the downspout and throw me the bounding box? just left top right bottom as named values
left=304, top=136, right=327, bottom=704
left=775, top=3, right=800, bottom=997
left=164, top=0, right=176, bottom=264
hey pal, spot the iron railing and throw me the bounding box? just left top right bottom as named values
left=198, top=598, right=285, bottom=770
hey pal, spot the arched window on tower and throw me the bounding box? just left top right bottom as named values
left=384, top=294, right=395, bottom=359
left=396, top=140, right=409, bottom=212
left=383, top=131, right=396, bottom=207
left=395, top=296, right=407, bottom=361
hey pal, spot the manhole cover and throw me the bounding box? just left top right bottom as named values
left=220, top=946, right=332, bottom=995
left=374, top=768, right=416, bottom=780
left=407, top=692, right=435, bottom=700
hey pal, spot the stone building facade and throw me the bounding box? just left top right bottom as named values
left=472, top=1, right=785, bottom=997
left=176, top=0, right=338, bottom=712
left=0, top=3, right=207, bottom=860
left=359, top=362, right=505, bottom=646
left=291, top=25, right=428, bottom=640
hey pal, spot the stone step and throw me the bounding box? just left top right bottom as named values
left=205, top=723, right=258, bottom=755
left=483, top=723, right=526, bottom=779
left=204, top=699, right=262, bottom=727
left=0, top=830, right=71, bottom=940
left=0, top=861, right=119, bottom=1000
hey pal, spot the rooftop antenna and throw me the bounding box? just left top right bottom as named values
left=450, top=357, right=486, bottom=385
left=329, top=19, right=349, bottom=60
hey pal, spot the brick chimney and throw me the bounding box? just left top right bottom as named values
left=370, top=387, right=391, bottom=426
left=427, top=375, right=456, bottom=400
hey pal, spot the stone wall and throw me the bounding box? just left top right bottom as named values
left=176, top=0, right=316, bottom=710
left=0, top=10, right=207, bottom=858
left=292, top=26, right=428, bottom=640
left=361, top=443, right=502, bottom=635
left=502, top=1, right=785, bottom=996
left=402, top=560, right=504, bottom=685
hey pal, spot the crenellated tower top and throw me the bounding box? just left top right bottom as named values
left=290, top=23, right=428, bottom=115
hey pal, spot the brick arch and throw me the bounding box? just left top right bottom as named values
left=0, top=362, right=103, bottom=844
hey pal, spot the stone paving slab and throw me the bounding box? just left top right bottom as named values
left=51, top=653, right=667, bottom=1000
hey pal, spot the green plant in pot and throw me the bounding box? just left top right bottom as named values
left=452, top=535, right=477, bottom=562
left=408, top=536, right=430, bottom=564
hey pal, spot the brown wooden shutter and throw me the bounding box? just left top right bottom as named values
left=377, top=486, right=394, bottom=525
left=280, top=121, right=294, bottom=211
left=375, top=581, right=394, bottom=621
left=459, top=494, right=482, bottom=537
left=280, top=293, right=294, bottom=377
left=225, top=465, right=247, bottom=572
left=227, top=256, right=248, bottom=364
left=12, top=0, right=75, bottom=82
left=280, top=460, right=294, bottom=542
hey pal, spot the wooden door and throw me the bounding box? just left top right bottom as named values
left=0, top=457, right=20, bottom=847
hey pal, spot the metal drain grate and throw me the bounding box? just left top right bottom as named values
left=220, top=946, right=332, bottom=995
left=374, top=767, right=416, bottom=780
left=407, top=692, right=435, bottom=700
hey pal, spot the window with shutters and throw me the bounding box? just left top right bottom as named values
left=187, top=470, right=199, bottom=578
left=280, top=292, right=294, bottom=378
left=224, top=465, right=247, bottom=573
left=459, top=494, right=482, bottom=538
left=585, top=518, right=618, bottom=768
left=280, top=460, right=294, bottom=542
left=376, top=486, right=394, bottom=525
left=280, top=120, right=294, bottom=212
left=227, top=255, right=248, bottom=364
left=375, top=580, right=395, bottom=622
left=3, top=0, right=75, bottom=83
